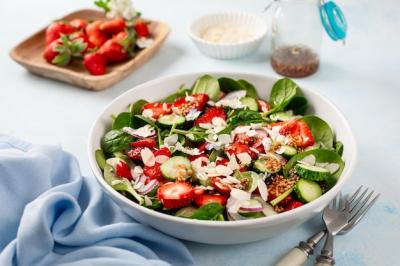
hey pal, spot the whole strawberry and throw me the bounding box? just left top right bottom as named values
left=45, top=21, right=75, bottom=46
left=83, top=53, right=106, bottom=75
left=43, top=35, right=88, bottom=66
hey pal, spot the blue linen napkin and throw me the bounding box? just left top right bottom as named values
left=0, top=135, right=194, bottom=266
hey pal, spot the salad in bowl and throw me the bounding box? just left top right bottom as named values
left=95, top=75, right=345, bottom=222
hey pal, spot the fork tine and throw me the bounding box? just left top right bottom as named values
left=349, top=187, right=369, bottom=211
left=347, top=186, right=363, bottom=204
left=351, top=190, right=374, bottom=214
left=348, top=193, right=380, bottom=227
left=332, top=194, right=337, bottom=209
left=339, top=193, right=345, bottom=210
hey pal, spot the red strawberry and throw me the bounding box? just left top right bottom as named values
left=69, top=32, right=94, bottom=53
left=154, top=147, right=172, bottom=157
left=131, top=138, right=157, bottom=149
left=115, top=160, right=132, bottom=180
left=194, top=194, right=228, bottom=207
left=127, top=147, right=145, bottom=161
left=134, top=20, right=150, bottom=37
left=257, top=100, right=270, bottom=112
left=70, top=18, right=88, bottom=31
left=100, top=18, right=126, bottom=35
left=234, top=133, right=252, bottom=145
left=193, top=186, right=206, bottom=197
left=157, top=182, right=194, bottom=209
left=285, top=201, right=304, bottom=211
left=279, top=120, right=314, bottom=148
left=85, top=21, right=108, bottom=47
left=210, top=177, right=231, bottom=194
left=225, top=143, right=250, bottom=156
left=194, top=107, right=226, bottom=126
left=172, top=94, right=209, bottom=115
left=188, top=154, right=208, bottom=163
left=144, top=164, right=163, bottom=181
left=43, top=38, right=72, bottom=66
left=98, top=39, right=128, bottom=63
left=142, top=102, right=172, bottom=119
left=83, top=53, right=106, bottom=75
left=45, top=21, right=75, bottom=46
left=216, top=157, right=229, bottom=166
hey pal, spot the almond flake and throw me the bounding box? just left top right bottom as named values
left=199, top=123, right=212, bottom=129
left=144, top=195, right=153, bottom=206
left=212, top=117, right=227, bottom=127
left=215, top=165, right=233, bottom=176
left=218, top=134, right=232, bottom=145
left=257, top=179, right=268, bottom=201
left=164, top=134, right=178, bottom=146
left=155, top=155, right=169, bottom=164
left=141, top=148, right=156, bottom=167
left=106, top=158, right=122, bottom=169
left=227, top=154, right=240, bottom=170
left=175, top=142, right=202, bottom=155
left=142, top=109, right=154, bottom=119
left=237, top=152, right=252, bottom=165
left=246, top=130, right=258, bottom=137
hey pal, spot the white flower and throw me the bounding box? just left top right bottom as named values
left=136, top=37, right=154, bottom=49
left=107, top=0, right=138, bottom=20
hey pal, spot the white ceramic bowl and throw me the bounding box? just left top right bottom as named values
left=88, top=72, right=357, bottom=244
left=188, top=12, right=267, bottom=59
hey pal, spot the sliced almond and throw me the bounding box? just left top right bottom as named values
left=257, top=179, right=268, bottom=201
left=237, top=152, right=252, bottom=165
left=140, top=148, right=155, bottom=167
left=155, top=155, right=169, bottom=164
left=215, top=165, right=234, bottom=176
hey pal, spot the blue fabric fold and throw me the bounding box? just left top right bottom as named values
left=0, top=135, right=194, bottom=266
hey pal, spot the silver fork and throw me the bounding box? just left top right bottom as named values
left=315, top=187, right=380, bottom=265
left=275, top=186, right=379, bottom=266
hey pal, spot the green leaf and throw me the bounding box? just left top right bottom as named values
left=161, top=85, right=190, bottom=103
left=172, top=126, right=207, bottom=142
left=129, top=99, right=148, bottom=115
left=52, top=52, right=71, bottom=66
left=189, top=202, right=224, bottom=220
left=95, top=149, right=106, bottom=170
left=302, top=115, right=334, bottom=149
left=112, top=112, right=132, bottom=130
left=334, top=141, right=344, bottom=156
left=227, top=109, right=266, bottom=127
left=131, top=115, right=157, bottom=129
left=284, top=149, right=345, bottom=182
left=218, top=77, right=258, bottom=98
left=192, top=75, right=221, bottom=101
left=269, top=78, right=299, bottom=109
left=101, top=130, right=134, bottom=156
left=94, top=0, right=110, bottom=12
left=285, top=96, right=308, bottom=115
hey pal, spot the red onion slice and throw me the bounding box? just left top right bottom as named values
left=137, top=179, right=159, bottom=195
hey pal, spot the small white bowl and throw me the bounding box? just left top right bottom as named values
left=189, top=12, right=267, bottom=59
left=88, top=72, right=357, bottom=245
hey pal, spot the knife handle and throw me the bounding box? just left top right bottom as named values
left=275, top=248, right=308, bottom=266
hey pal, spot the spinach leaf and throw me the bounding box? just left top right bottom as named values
left=269, top=78, right=307, bottom=114
left=192, top=75, right=221, bottom=101
left=161, top=85, right=191, bottom=103
left=101, top=129, right=134, bottom=156
left=189, top=202, right=224, bottom=220
left=112, top=112, right=132, bottom=130
left=334, top=141, right=344, bottom=156
left=129, top=99, right=148, bottom=115
left=218, top=77, right=258, bottom=98
left=284, top=149, right=345, bottom=181
left=131, top=115, right=157, bottom=129
left=172, top=126, right=208, bottom=142
left=227, top=109, right=266, bottom=126
left=95, top=149, right=106, bottom=170
left=302, top=115, right=334, bottom=149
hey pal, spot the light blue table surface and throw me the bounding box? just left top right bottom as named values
left=1, top=0, right=399, bottom=265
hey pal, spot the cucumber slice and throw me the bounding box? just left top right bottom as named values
left=238, top=211, right=265, bottom=218
left=95, top=149, right=106, bottom=170
left=281, top=145, right=297, bottom=157
left=270, top=188, right=293, bottom=206
left=158, top=114, right=185, bottom=126
left=294, top=179, right=322, bottom=203
left=234, top=171, right=260, bottom=192
left=160, top=156, right=193, bottom=181
left=295, top=163, right=330, bottom=181
left=269, top=110, right=295, bottom=122
left=240, top=97, right=258, bottom=111
left=254, top=154, right=282, bottom=173
left=176, top=206, right=198, bottom=218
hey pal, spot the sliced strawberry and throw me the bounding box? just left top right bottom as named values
left=225, top=143, right=250, bottom=156
left=83, top=52, right=106, bottom=75
left=216, top=157, right=229, bottom=166
left=154, top=147, right=172, bottom=157
left=70, top=18, right=88, bottom=31
left=142, top=102, right=172, bottom=119
left=157, top=182, right=194, bottom=209
left=194, top=194, right=228, bottom=207
left=285, top=201, right=304, bottom=211
left=194, top=107, right=226, bottom=126
left=144, top=164, right=163, bottom=180
left=131, top=138, right=157, bottom=149
left=279, top=120, right=314, bottom=148
left=210, top=177, right=231, bottom=194
left=188, top=154, right=208, bottom=163
left=234, top=133, right=252, bottom=145
left=172, top=94, right=209, bottom=115
left=193, top=187, right=206, bottom=197
left=134, top=20, right=150, bottom=37
left=100, top=18, right=126, bottom=35
left=257, top=100, right=270, bottom=112
left=126, top=146, right=145, bottom=161
left=115, top=160, right=132, bottom=180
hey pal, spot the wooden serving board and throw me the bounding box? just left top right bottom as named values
left=9, top=9, right=170, bottom=91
